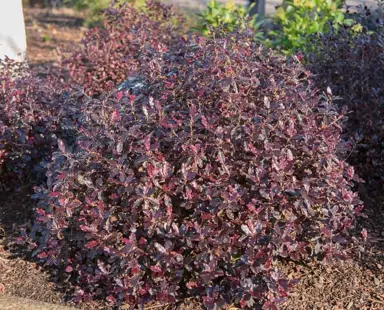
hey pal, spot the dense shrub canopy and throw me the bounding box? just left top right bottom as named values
left=308, top=5, right=384, bottom=200
left=0, top=59, right=70, bottom=189
left=27, top=6, right=361, bottom=307
left=0, top=2, right=181, bottom=190
left=62, top=1, right=184, bottom=95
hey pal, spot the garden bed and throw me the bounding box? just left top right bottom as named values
left=0, top=4, right=384, bottom=310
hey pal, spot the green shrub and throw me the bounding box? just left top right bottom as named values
left=198, top=0, right=261, bottom=36
left=266, top=0, right=345, bottom=54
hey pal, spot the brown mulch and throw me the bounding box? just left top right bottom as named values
left=0, top=189, right=78, bottom=308
left=0, top=5, right=383, bottom=310
left=281, top=256, right=384, bottom=310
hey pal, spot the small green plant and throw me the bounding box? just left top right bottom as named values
left=198, top=0, right=261, bottom=36
left=266, top=0, right=345, bottom=54
left=42, top=34, right=51, bottom=43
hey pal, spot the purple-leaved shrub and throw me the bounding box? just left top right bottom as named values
left=26, top=5, right=362, bottom=307
left=0, top=58, right=71, bottom=190
left=62, top=1, right=184, bottom=96
left=308, top=5, right=384, bottom=201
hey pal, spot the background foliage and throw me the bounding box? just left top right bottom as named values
left=61, top=1, right=183, bottom=94
left=197, top=0, right=261, bottom=36
left=308, top=3, right=384, bottom=202
left=265, top=0, right=346, bottom=54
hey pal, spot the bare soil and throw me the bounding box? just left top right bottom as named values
left=0, top=6, right=383, bottom=310
left=24, top=7, right=85, bottom=67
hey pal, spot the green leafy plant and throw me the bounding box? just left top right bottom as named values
left=42, top=34, right=51, bottom=43
left=266, top=0, right=345, bottom=54
left=198, top=0, right=261, bottom=36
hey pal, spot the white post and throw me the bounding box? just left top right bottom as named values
left=0, top=0, right=27, bottom=62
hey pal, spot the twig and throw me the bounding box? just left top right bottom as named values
left=368, top=298, right=384, bottom=305
left=144, top=304, right=170, bottom=310
left=0, top=258, right=11, bottom=270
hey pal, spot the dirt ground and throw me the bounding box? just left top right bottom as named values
left=24, top=7, right=85, bottom=66
left=0, top=6, right=383, bottom=310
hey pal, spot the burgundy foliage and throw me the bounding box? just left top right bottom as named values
left=308, top=6, right=384, bottom=200
left=0, top=59, right=69, bottom=189
left=27, top=15, right=361, bottom=308
left=62, top=1, right=184, bottom=95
